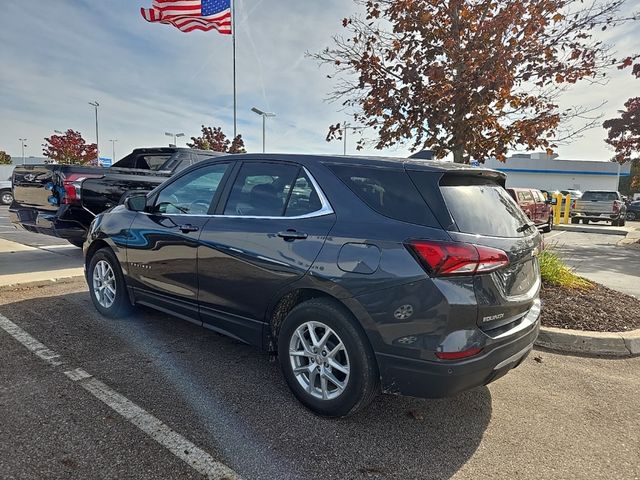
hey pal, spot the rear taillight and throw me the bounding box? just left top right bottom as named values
left=407, top=240, right=509, bottom=276
left=613, top=200, right=621, bottom=214
left=435, top=347, right=483, bottom=360
left=61, top=174, right=97, bottom=205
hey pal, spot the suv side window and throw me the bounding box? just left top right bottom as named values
left=518, top=191, right=533, bottom=202
left=223, top=162, right=299, bottom=216
left=328, top=164, right=436, bottom=226
left=284, top=170, right=324, bottom=217
left=154, top=162, right=230, bottom=215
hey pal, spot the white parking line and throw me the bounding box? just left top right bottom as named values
left=0, top=313, right=240, bottom=480
left=0, top=313, right=62, bottom=366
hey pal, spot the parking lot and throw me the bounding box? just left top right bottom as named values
left=1, top=205, right=639, bottom=480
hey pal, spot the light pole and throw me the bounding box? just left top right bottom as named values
left=251, top=107, right=276, bottom=153
left=89, top=101, right=100, bottom=164
left=109, top=139, right=118, bottom=162
left=19, top=138, right=27, bottom=165
left=165, top=132, right=185, bottom=147
left=342, top=122, right=366, bottom=155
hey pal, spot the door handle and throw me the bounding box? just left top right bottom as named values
left=277, top=230, right=308, bottom=241
left=179, top=224, right=199, bottom=233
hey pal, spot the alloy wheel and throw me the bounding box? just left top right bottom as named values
left=1, top=192, right=13, bottom=204
left=288, top=321, right=350, bottom=400
left=92, top=260, right=116, bottom=308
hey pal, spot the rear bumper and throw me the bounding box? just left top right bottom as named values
left=9, top=206, right=87, bottom=242
left=571, top=212, right=621, bottom=220
left=376, top=301, right=540, bottom=398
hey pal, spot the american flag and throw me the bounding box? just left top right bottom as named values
left=140, top=0, right=232, bottom=35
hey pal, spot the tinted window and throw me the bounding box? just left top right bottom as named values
left=285, top=170, right=324, bottom=217
left=440, top=183, right=531, bottom=238
left=517, top=191, right=533, bottom=202
left=328, top=165, right=435, bottom=225
left=581, top=191, right=618, bottom=201
left=224, top=162, right=299, bottom=216
left=155, top=163, right=229, bottom=215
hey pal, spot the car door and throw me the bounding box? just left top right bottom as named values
left=126, top=161, right=233, bottom=323
left=197, top=160, right=336, bottom=345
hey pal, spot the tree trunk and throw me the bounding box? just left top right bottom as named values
left=452, top=145, right=465, bottom=164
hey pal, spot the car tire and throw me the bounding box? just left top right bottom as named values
left=571, top=217, right=579, bottom=224
left=582, top=218, right=590, bottom=224
left=626, top=212, right=636, bottom=221
left=88, top=248, right=132, bottom=318
left=612, top=218, right=620, bottom=226
left=278, top=298, right=380, bottom=417
left=67, top=238, right=85, bottom=248
left=541, top=217, right=552, bottom=233
left=619, top=218, right=626, bottom=227
left=0, top=190, right=13, bottom=205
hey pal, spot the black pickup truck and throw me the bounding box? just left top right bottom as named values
left=9, top=147, right=221, bottom=246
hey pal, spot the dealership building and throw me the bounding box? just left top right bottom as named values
left=483, top=153, right=630, bottom=192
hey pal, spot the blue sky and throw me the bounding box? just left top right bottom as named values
left=0, top=0, right=637, bottom=162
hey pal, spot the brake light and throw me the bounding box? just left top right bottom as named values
left=613, top=200, right=621, bottom=214
left=436, top=347, right=483, bottom=360
left=571, top=201, right=576, bottom=210
left=61, top=173, right=98, bottom=205
left=407, top=240, right=509, bottom=276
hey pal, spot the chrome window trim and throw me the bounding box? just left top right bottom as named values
left=145, top=166, right=334, bottom=219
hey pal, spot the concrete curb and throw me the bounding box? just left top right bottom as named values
left=0, top=274, right=85, bottom=291
left=536, top=326, right=640, bottom=357
left=553, top=224, right=629, bottom=236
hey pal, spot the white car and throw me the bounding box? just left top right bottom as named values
left=0, top=180, right=13, bottom=205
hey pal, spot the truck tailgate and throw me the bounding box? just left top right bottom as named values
left=12, top=165, right=59, bottom=212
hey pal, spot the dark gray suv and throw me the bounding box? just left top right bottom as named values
left=84, top=154, right=542, bottom=417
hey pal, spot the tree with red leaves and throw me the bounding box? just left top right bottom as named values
left=314, top=0, right=637, bottom=163
left=603, top=64, right=640, bottom=163
left=43, top=130, right=97, bottom=165
left=0, top=151, right=11, bottom=165
left=187, top=125, right=246, bottom=153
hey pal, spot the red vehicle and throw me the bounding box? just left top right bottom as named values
left=506, top=188, right=553, bottom=233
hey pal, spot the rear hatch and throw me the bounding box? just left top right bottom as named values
left=407, top=167, right=542, bottom=329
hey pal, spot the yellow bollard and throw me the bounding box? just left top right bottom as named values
left=553, top=193, right=563, bottom=225
left=563, top=194, right=571, bottom=224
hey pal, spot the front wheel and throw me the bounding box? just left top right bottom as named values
left=0, top=190, right=13, bottom=205
left=88, top=248, right=132, bottom=318
left=627, top=212, right=636, bottom=221
left=278, top=299, right=380, bottom=417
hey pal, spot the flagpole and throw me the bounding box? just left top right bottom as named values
left=232, top=0, right=237, bottom=139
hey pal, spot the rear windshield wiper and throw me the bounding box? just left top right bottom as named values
left=516, top=222, right=535, bottom=233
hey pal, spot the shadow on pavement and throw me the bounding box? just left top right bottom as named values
left=1, top=290, right=492, bottom=480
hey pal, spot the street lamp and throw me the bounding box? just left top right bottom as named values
left=109, top=139, right=118, bottom=162
left=165, top=132, right=185, bottom=146
left=89, top=101, right=100, bottom=164
left=251, top=107, right=276, bottom=153
left=341, top=122, right=366, bottom=156
left=18, top=138, right=27, bottom=165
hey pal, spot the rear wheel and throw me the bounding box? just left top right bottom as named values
left=88, top=248, right=132, bottom=318
left=278, top=298, right=379, bottom=417
left=582, top=218, right=590, bottom=224
left=571, top=217, right=580, bottom=224
left=0, top=190, right=13, bottom=205
left=541, top=216, right=553, bottom=233
left=619, top=218, right=626, bottom=227
left=627, top=211, right=636, bottom=221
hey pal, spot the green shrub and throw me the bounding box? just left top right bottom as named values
left=538, top=250, right=592, bottom=289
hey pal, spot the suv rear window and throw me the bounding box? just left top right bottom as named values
left=439, top=181, right=531, bottom=238
left=581, top=191, right=618, bottom=201
left=327, top=164, right=436, bottom=226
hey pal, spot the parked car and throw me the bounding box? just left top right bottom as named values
left=626, top=201, right=640, bottom=221
left=0, top=179, right=13, bottom=205
left=506, top=188, right=553, bottom=233
left=9, top=147, right=219, bottom=246
left=561, top=189, right=582, bottom=200
left=571, top=190, right=627, bottom=226
left=84, top=153, right=542, bottom=417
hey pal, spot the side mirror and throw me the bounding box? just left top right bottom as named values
left=124, top=193, right=148, bottom=212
